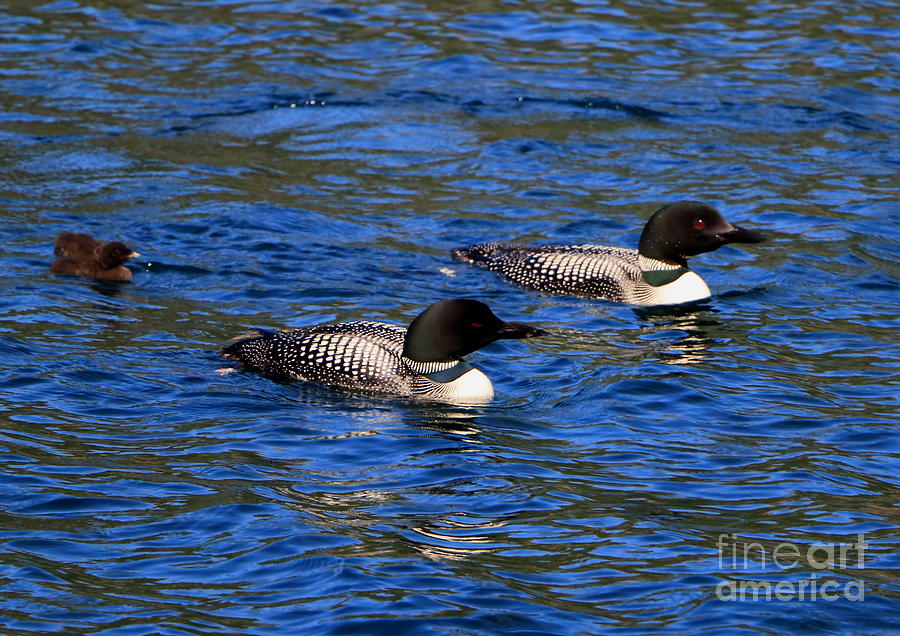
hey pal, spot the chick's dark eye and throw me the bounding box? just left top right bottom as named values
left=693, top=219, right=705, bottom=230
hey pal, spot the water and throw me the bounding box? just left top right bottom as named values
left=1, top=1, right=898, bottom=633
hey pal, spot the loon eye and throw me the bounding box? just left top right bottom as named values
left=470, top=321, right=482, bottom=328
left=693, top=218, right=705, bottom=230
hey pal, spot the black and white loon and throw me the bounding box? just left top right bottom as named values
left=220, top=299, right=546, bottom=403
left=452, top=201, right=767, bottom=306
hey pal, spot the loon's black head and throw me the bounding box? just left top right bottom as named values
left=637, top=201, right=767, bottom=267
left=402, top=299, right=547, bottom=363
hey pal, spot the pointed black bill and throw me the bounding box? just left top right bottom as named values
left=496, top=321, right=548, bottom=340
left=718, top=223, right=767, bottom=244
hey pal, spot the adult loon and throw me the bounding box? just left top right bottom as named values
left=51, top=232, right=140, bottom=282
left=451, top=201, right=766, bottom=306
left=220, top=299, right=547, bottom=403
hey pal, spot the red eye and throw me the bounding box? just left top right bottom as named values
left=471, top=321, right=482, bottom=328
left=693, top=219, right=705, bottom=230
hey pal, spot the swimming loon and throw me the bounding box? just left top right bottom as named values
left=220, top=299, right=546, bottom=403
left=51, top=232, right=140, bottom=282
left=452, top=201, right=766, bottom=306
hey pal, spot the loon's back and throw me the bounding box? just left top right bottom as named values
left=220, top=320, right=479, bottom=398
left=452, top=242, right=645, bottom=303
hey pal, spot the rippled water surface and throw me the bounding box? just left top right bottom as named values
left=1, top=1, right=898, bottom=633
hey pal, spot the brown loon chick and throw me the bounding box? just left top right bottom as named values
left=51, top=232, right=140, bottom=282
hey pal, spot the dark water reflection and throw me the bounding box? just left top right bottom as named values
left=1, top=0, right=898, bottom=633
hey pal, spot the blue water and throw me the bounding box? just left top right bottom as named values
left=1, top=1, right=898, bottom=634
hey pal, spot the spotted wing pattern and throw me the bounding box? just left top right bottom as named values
left=453, top=242, right=644, bottom=302
left=221, top=320, right=458, bottom=396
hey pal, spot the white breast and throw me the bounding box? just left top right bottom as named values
left=443, top=367, right=495, bottom=403
left=640, top=270, right=711, bottom=305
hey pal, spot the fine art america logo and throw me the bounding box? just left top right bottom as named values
left=716, top=534, right=867, bottom=602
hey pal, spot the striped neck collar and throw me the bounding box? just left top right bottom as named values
left=638, top=255, right=689, bottom=287
left=404, top=358, right=471, bottom=382
left=424, top=361, right=473, bottom=384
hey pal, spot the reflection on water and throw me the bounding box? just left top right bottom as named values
left=636, top=307, right=717, bottom=365
left=409, top=517, right=506, bottom=562
left=0, top=0, right=898, bottom=633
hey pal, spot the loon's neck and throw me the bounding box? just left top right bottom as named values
left=638, top=255, right=690, bottom=287
left=422, top=360, right=473, bottom=383
left=404, top=357, right=470, bottom=381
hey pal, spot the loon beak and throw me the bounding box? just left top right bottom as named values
left=717, top=222, right=767, bottom=244
left=128, top=251, right=141, bottom=260
left=496, top=321, right=548, bottom=340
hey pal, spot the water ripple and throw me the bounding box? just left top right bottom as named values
left=0, top=0, right=898, bottom=633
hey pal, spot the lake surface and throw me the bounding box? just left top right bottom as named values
left=1, top=1, right=898, bottom=633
